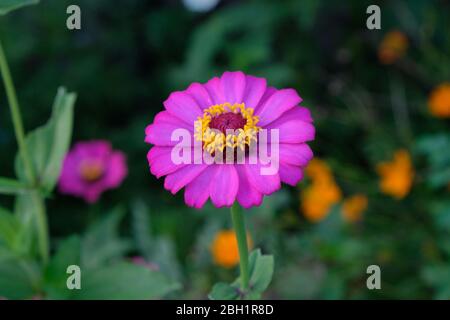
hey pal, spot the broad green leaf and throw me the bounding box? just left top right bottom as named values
left=13, top=192, right=42, bottom=257
left=81, top=207, right=131, bottom=269
left=209, top=282, right=239, bottom=300
left=248, top=249, right=274, bottom=293
left=44, top=236, right=81, bottom=299
left=73, top=262, right=180, bottom=300
left=15, top=87, right=76, bottom=193
left=0, top=207, right=20, bottom=249
left=0, top=258, right=40, bottom=299
left=0, top=0, right=39, bottom=15
left=222, top=249, right=274, bottom=300
left=0, top=246, right=15, bottom=263
left=131, top=200, right=182, bottom=280
left=131, top=200, right=154, bottom=256
left=0, top=177, right=28, bottom=195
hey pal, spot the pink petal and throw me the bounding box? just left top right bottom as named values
left=74, top=140, right=111, bottom=158
left=104, top=151, right=128, bottom=187
left=242, top=75, right=267, bottom=110
left=235, top=165, right=263, bottom=208
left=204, top=77, right=225, bottom=104
left=184, top=166, right=215, bottom=208
left=147, top=147, right=186, bottom=178
left=152, top=110, right=191, bottom=126
left=220, top=71, right=246, bottom=104
left=186, top=82, right=213, bottom=110
left=279, top=143, right=313, bottom=166
left=254, top=86, right=276, bottom=113
left=164, top=164, right=208, bottom=194
left=145, top=123, right=193, bottom=146
left=269, top=106, right=313, bottom=123
left=209, top=165, right=239, bottom=207
left=256, top=88, right=302, bottom=126
left=266, top=119, right=315, bottom=144
left=244, top=160, right=281, bottom=195
left=279, top=163, right=304, bottom=186
left=163, top=91, right=202, bottom=125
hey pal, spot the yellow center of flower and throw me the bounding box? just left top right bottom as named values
left=79, top=161, right=104, bottom=182
left=194, top=102, right=260, bottom=155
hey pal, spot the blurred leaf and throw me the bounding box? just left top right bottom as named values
left=422, top=265, right=450, bottom=299
left=430, top=200, right=450, bottom=232
left=131, top=200, right=182, bottom=281
left=0, top=177, right=28, bottom=195
left=15, top=87, right=76, bottom=193
left=44, top=236, right=81, bottom=299
left=248, top=249, right=274, bottom=294
left=0, top=0, right=38, bottom=15
left=294, top=0, right=320, bottom=30
left=73, top=262, right=180, bottom=300
left=131, top=200, right=153, bottom=256
left=274, top=262, right=326, bottom=299
left=314, top=206, right=343, bottom=241
left=208, top=282, right=239, bottom=300
left=416, top=134, right=450, bottom=188
left=13, top=193, right=39, bottom=256
left=209, top=249, right=274, bottom=300
left=171, top=1, right=284, bottom=85
left=81, top=207, right=131, bottom=269
left=0, top=257, right=39, bottom=299
left=0, top=206, right=19, bottom=249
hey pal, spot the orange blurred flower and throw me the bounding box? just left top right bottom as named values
left=301, top=159, right=342, bottom=222
left=342, top=194, right=368, bottom=222
left=378, top=30, right=408, bottom=64
left=210, top=230, right=252, bottom=268
left=428, top=83, right=450, bottom=118
left=376, top=149, right=414, bottom=199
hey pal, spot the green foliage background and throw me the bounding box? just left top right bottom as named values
left=0, top=0, right=449, bottom=299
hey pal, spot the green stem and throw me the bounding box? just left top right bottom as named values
left=230, top=202, right=250, bottom=292
left=32, top=191, right=49, bottom=264
left=0, top=39, right=35, bottom=183
left=0, top=39, right=49, bottom=264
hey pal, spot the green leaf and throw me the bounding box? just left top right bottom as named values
left=0, top=207, right=20, bottom=249
left=212, top=249, right=274, bottom=300
left=248, top=249, right=274, bottom=293
left=72, top=262, right=180, bottom=300
left=131, top=200, right=182, bottom=280
left=422, top=265, right=450, bottom=299
left=208, top=282, right=239, bottom=300
left=416, top=134, right=450, bottom=188
left=0, top=177, right=28, bottom=195
left=13, top=193, right=40, bottom=256
left=15, top=87, right=76, bottom=193
left=44, top=236, right=81, bottom=299
left=131, top=200, right=154, bottom=256
left=0, top=0, right=39, bottom=15
left=81, top=207, right=131, bottom=269
left=0, top=258, right=40, bottom=299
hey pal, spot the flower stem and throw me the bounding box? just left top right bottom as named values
left=0, top=39, right=35, bottom=183
left=31, top=191, right=49, bottom=264
left=0, top=39, right=49, bottom=264
left=230, top=202, right=250, bottom=291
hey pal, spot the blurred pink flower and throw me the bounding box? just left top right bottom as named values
left=145, top=71, right=314, bottom=209
left=58, top=140, right=127, bottom=203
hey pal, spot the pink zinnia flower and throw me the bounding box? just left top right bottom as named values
left=58, top=140, right=127, bottom=203
left=145, top=71, right=314, bottom=209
